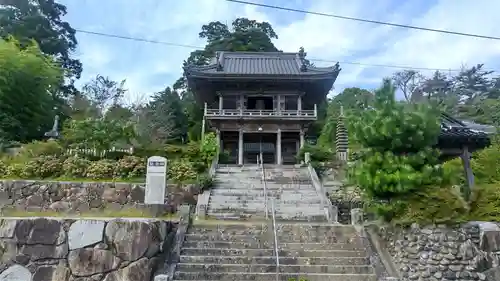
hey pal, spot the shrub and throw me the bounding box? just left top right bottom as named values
left=168, top=160, right=197, bottom=184
left=20, top=140, right=63, bottom=158
left=62, top=156, right=91, bottom=178
left=22, top=155, right=63, bottom=178
left=86, top=159, right=116, bottom=179
left=5, top=163, right=24, bottom=178
left=471, top=143, right=500, bottom=184
left=197, top=174, right=214, bottom=192
left=297, top=144, right=333, bottom=163
left=370, top=185, right=469, bottom=225
left=114, top=156, right=146, bottom=179
left=0, top=159, right=6, bottom=177
left=200, top=132, right=218, bottom=166
left=350, top=79, right=443, bottom=200
left=468, top=184, right=500, bottom=221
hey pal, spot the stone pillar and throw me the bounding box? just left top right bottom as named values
left=276, top=129, right=282, bottom=165
left=238, top=129, right=243, bottom=166
left=218, top=95, right=223, bottom=113
left=216, top=129, right=221, bottom=149
left=351, top=208, right=364, bottom=225
left=299, top=129, right=305, bottom=148
left=336, top=106, right=349, bottom=162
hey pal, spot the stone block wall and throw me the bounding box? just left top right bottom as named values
left=0, top=180, right=197, bottom=215
left=377, top=222, right=500, bottom=281
left=0, top=218, right=177, bottom=281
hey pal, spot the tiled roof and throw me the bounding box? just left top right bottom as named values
left=185, top=51, right=339, bottom=76
left=438, top=113, right=491, bottom=151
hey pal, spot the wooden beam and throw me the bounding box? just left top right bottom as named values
left=460, top=146, right=474, bottom=201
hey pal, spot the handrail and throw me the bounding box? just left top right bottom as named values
left=270, top=197, right=280, bottom=281
left=304, top=153, right=336, bottom=222
left=205, top=108, right=316, bottom=118
left=260, top=153, right=268, bottom=220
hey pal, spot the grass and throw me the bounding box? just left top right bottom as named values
left=1, top=207, right=180, bottom=220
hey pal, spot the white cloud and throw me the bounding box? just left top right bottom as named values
left=64, top=0, right=500, bottom=97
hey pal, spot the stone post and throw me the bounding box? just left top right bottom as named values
left=276, top=128, right=282, bottom=165
left=304, top=152, right=311, bottom=164
left=351, top=208, right=364, bottom=225
left=238, top=129, right=243, bottom=166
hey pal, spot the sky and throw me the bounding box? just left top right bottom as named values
left=59, top=0, right=500, bottom=102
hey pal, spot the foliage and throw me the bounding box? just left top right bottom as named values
left=23, top=155, right=63, bottom=178
left=136, top=87, right=188, bottom=146
left=0, top=38, right=62, bottom=142
left=4, top=163, right=24, bottom=178
left=0, top=0, right=82, bottom=90
left=86, top=159, right=116, bottom=180
left=18, top=140, right=63, bottom=159
left=168, top=160, right=197, bottom=184
left=62, top=156, right=91, bottom=178
left=297, top=144, right=333, bottom=163
left=114, top=156, right=146, bottom=179
left=470, top=142, right=500, bottom=184
left=351, top=79, right=443, bottom=201
left=468, top=184, right=500, bottom=221
left=200, top=132, right=219, bottom=166
left=62, top=118, right=135, bottom=153
left=0, top=159, right=6, bottom=177
left=370, top=185, right=469, bottom=225
left=197, top=174, right=214, bottom=192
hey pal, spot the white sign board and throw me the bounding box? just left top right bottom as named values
left=145, top=156, right=167, bottom=204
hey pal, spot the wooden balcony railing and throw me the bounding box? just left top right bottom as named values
left=204, top=108, right=317, bottom=119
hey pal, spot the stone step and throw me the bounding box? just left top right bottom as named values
left=184, top=234, right=268, bottom=242
left=179, top=255, right=371, bottom=266
left=182, top=241, right=365, bottom=251
left=208, top=198, right=322, bottom=204
left=173, top=272, right=377, bottom=281
left=206, top=213, right=328, bottom=222
left=187, top=226, right=266, bottom=236
left=207, top=205, right=325, bottom=212
left=180, top=248, right=368, bottom=258
left=176, top=264, right=374, bottom=274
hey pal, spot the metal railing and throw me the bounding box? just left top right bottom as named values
left=260, top=159, right=280, bottom=281
left=260, top=153, right=268, bottom=220
left=205, top=108, right=317, bottom=118
left=270, top=197, right=280, bottom=281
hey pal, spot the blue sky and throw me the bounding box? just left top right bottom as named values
left=59, top=0, right=500, bottom=102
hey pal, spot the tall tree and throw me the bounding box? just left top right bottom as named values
left=453, top=64, right=493, bottom=104
left=0, top=38, right=62, bottom=142
left=392, top=70, right=424, bottom=102
left=80, top=75, right=127, bottom=117
left=138, top=87, right=188, bottom=146
left=0, top=0, right=82, bottom=94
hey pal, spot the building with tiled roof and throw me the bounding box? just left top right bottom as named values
left=185, top=51, right=341, bottom=165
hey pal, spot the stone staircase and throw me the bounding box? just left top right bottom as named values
left=206, top=165, right=327, bottom=221
left=173, top=222, right=377, bottom=281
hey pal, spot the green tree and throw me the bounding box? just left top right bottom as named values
left=138, top=87, right=188, bottom=146
left=351, top=79, right=443, bottom=200
left=0, top=38, right=62, bottom=142
left=62, top=118, right=135, bottom=153
left=0, top=0, right=82, bottom=93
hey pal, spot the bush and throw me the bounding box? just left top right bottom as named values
left=0, top=159, right=6, bottom=177
left=20, top=140, right=63, bottom=158
left=197, top=174, right=214, bottom=192
left=297, top=144, right=333, bottom=163
left=471, top=143, right=500, bottom=184
left=468, top=184, right=500, bottom=221
left=370, top=185, right=469, bottom=225
left=114, top=156, right=146, bottom=179
left=5, top=163, right=24, bottom=178
left=62, top=156, right=91, bottom=178
left=168, top=160, right=197, bottom=184
left=86, top=159, right=116, bottom=179
left=23, top=155, right=63, bottom=178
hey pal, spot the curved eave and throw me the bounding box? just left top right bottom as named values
left=185, top=70, right=341, bottom=81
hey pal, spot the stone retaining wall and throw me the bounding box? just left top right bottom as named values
left=0, top=180, right=197, bottom=215
left=0, top=218, right=177, bottom=281
left=377, top=222, right=500, bottom=281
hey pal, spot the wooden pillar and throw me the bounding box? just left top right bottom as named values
left=238, top=129, right=243, bottom=166
left=276, top=128, right=282, bottom=165
left=218, top=95, right=223, bottom=113
left=460, top=146, right=474, bottom=200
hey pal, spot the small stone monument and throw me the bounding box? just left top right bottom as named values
left=44, top=115, right=60, bottom=140
left=145, top=156, right=167, bottom=204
